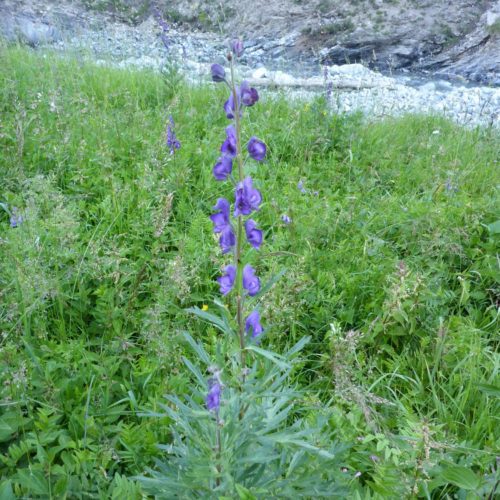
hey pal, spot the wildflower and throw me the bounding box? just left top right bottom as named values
left=234, top=177, right=262, bottom=216
left=202, top=304, right=209, bottom=311
left=9, top=207, right=23, bottom=228
left=247, top=137, right=266, bottom=161
left=240, top=81, right=259, bottom=107
left=206, top=378, right=222, bottom=412
left=219, top=226, right=236, bottom=254
left=231, top=38, right=244, bottom=57
left=153, top=6, right=170, bottom=48
left=224, top=88, right=240, bottom=119
left=213, top=156, right=233, bottom=181
left=166, top=115, right=181, bottom=155
left=281, top=214, right=292, bottom=224
left=245, top=310, right=263, bottom=339
left=211, top=63, right=226, bottom=83
left=298, top=180, right=306, bottom=193
left=221, top=125, right=237, bottom=158
left=210, top=198, right=231, bottom=233
left=243, top=264, right=260, bottom=296
left=218, top=265, right=236, bottom=295
left=244, top=219, right=262, bottom=249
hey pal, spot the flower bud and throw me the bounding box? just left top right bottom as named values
left=210, top=63, right=226, bottom=83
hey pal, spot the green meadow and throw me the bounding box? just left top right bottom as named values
left=0, top=46, right=499, bottom=498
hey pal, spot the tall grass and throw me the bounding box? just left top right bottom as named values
left=0, top=45, right=498, bottom=498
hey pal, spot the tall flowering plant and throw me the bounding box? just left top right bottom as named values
left=209, top=45, right=266, bottom=379
left=138, top=40, right=345, bottom=497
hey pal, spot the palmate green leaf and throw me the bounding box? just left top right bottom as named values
left=440, top=466, right=481, bottom=490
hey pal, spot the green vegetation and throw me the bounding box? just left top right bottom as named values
left=0, top=46, right=499, bottom=498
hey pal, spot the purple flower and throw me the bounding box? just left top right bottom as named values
left=234, top=177, right=262, bottom=216
left=224, top=88, right=240, bottom=119
left=206, top=378, right=221, bottom=412
left=230, top=38, right=244, bottom=57
left=210, top=198, right=231, bottom=233
left=245, top=310, right=263, bottom=339
left=240, top=81, right=259, bottom=107
left=243, top=264, right=260, bottom=296
left=298, top=180, right=306, bottom=193
left=213, top=156, right=233, bottom=181
left=244, top=219, right=262, bottom=249
left=218, top=265, right=236, bottom=295
left=219, top=226, right=236, bottom=254
left=281, top=214, right=292, bottom=224
left=221, top=125, right=237, bottom=158
left=9, top=207, right=23, bottom=228
left=166, top=115, right=180, bottom=155
left=211, top=63, right=226, bottom=83
left=247, top=137, right=266, bottom=161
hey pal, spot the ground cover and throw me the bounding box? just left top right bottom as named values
left=0, top=46, right=498, bottom=498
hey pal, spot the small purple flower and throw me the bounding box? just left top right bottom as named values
left=166, top=115, right=180, bottom=155
left=243, top=264, right=260, bottom=296
left=219, top=226, right=236, bottom=254
left=245, top=310, right=263, bottom=339
left=213, top=156, right=233, bottom=181
left=247, top=137, right=266, bottom=161
left=210, top=198, right=231, bottom=233
left=224, top=88, right=240, bottom=120
left=9, top=207, right=23, bottom=228
left=211, top=63, right=226, bottom=83
left=298, top=180, right=306, bottom=193
left=218, top=265, right=236, bottom=295
left=240, top=81, right=259, bottom=107
left=206, top=378, right=221, bottom=412
left=234, top=177, right=262, bottom=216
left=153, top=7, right=169, bottom=48
left=230, top=38, right=244, bottom=57
left=244, top=219, right=262, bottom=249
left=221, top=125, right=237, bottom=158
left=281, top=214, right=292, bottom=224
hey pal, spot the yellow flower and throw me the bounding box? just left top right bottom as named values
left=202, top=304, right=209, bottom=311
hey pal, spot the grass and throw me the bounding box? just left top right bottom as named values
left=0, top=45, right=499, bottom=498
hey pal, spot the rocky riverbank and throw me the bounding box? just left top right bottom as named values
left=1, top=0, right=499, bottom=127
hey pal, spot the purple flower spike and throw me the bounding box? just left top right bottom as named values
left=213, top=156, right=233, bottom=181
left=211, top=63, right=226, bottom=83
left=206, top=379, right=221, bottom=412
left=219, top=226, right=236, bottom=254
left=244, top=219, right=263, bottom=249
left=234, top=177, right=262, bottom=216
left=218, top=265, right=236, bottom=295
left=210, top=198, right=231, bottom=233
left=241, top=81, right=259, bottom=107
left=243, top=264, right=260, bottom=296
left=166, top=115, right=181, bottom=155
left=245, top=310, right=263, bottom=339
left=231, top=38, right=244, bottom=57
left=247, top=137, right=266, bottom=161
left=221, top=125, right=237, bottom=158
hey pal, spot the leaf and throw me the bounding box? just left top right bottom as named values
left=0, top=419, right=14, bottom=443
left=235, top=484, right=256, bottom=499
left=181, top=331, right=211, bottom=365
left=0, top=481, right=15, bottom=500
left=486, top=220, right=500, bottom=235
left=476, top=383, right=500, bottom=398
left=285, top=336, right=311, bottom=358
left=245, top=345, right=290, bottom=369
left=15, top=470, right=49, bottom=496
left=185, top=308, right=233, bottom=336
left=440, top=466, right=480, bottom=490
